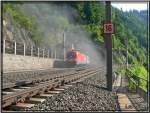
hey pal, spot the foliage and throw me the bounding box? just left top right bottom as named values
left=129, top=66, right=148, bottom=80
left=128, top=66, right=148, bottom=91
left=72, top=2, right=148, bottom=92
left=3, top=3, right=43, bottom=45
left=72, top=2, right=147, bottom=69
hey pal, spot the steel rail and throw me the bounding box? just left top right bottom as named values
left=3, top=66, right=92, bottom=89
left=3, top=70, right=75, bottom=89
left=2, top=66, right=104, bottom=108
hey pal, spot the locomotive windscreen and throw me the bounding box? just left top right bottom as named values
left=66, top=52, right=76, bottom=59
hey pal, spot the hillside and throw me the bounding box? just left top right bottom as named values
left=2, top=2, right=148, bottom=90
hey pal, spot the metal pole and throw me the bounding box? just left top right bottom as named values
left=3, top=39, right=5, bottom=54
left=38, top=48, right=39, bottom=58
left=43, top=49, right=44, bottom=58
left=31, top=46, right=33, bottom=57
left=14, top=41, right=16, bottom=55
left=24, top=43, right=26, bottom=56
left=48, top=50, right=49, bottom=58
left=55, top=50, right=56, bottom=59
left=105, top=1, right=112, bottom=91
left=63, top=32, right=66, bottom=61
left=71, top=43, right=74, bottom=50
left=126, top=37, right=128, bottom=71
left=51, top=50, right=53, bottom=58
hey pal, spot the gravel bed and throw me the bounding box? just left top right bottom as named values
left=26, top=72, right=119, bottom=111
left=2, top=69, right=76, bottom=85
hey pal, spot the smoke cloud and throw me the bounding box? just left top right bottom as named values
left=19, top=2, right=106, bottom=66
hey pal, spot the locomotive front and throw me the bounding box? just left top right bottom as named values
left=65, top=50, right=89, bottom=67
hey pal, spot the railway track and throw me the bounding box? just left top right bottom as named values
left=2, top=66, right=90, bottom=89
left=2, top=66, right=105, bottom=111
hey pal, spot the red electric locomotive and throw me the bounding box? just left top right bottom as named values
left=65, top=50, right=89, bottom=67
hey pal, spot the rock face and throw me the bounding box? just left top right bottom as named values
left=27, top=72, right=119, bottom=111
left=3, top=14, right=34, bottom=47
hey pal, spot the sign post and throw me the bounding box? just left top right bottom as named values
left=104, top=1, right=113, bottom=91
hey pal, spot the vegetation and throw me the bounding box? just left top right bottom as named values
left=3, top=2, right=148, bottom=91
left=72, top=2, right=148, bottom=92
left=128, top=66, right=148, bottom=91
left=3, top=3, right=44, bottom=45
left=78, top=2, right=147, bottom=92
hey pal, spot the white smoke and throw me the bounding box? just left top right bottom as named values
left=19, top=2, right=106, bottom=66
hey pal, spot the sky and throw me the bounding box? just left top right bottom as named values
left=111, top=2, right=148, bottom=11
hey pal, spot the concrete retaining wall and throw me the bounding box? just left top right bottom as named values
left=3, top=54, right=55, bottom=72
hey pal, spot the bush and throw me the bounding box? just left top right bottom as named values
left=128, top=66, right=148, bottom=92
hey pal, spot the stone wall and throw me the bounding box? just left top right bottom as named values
left=3, top=54, right=55, bottom=72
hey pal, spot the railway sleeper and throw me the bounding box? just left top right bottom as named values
left=2, top=68, right=100, bottom=109
left=28, top=97, right=46, bottom=103
left=4, top=88, right=48, bottom=107
left=40, top=93, right=53, bottom=98
left=11, top=103, right=35, bottom=111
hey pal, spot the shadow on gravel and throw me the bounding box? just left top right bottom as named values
left=100, top=86, right=108, bottom=91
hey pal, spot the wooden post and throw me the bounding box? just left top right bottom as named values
left=38, top=48, right=39, bottom=58
left=3, top=39, right=5, bottom=54
left=14, top=41, right=16, bottom=55
left=24, top=43, right=26, bottom=56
